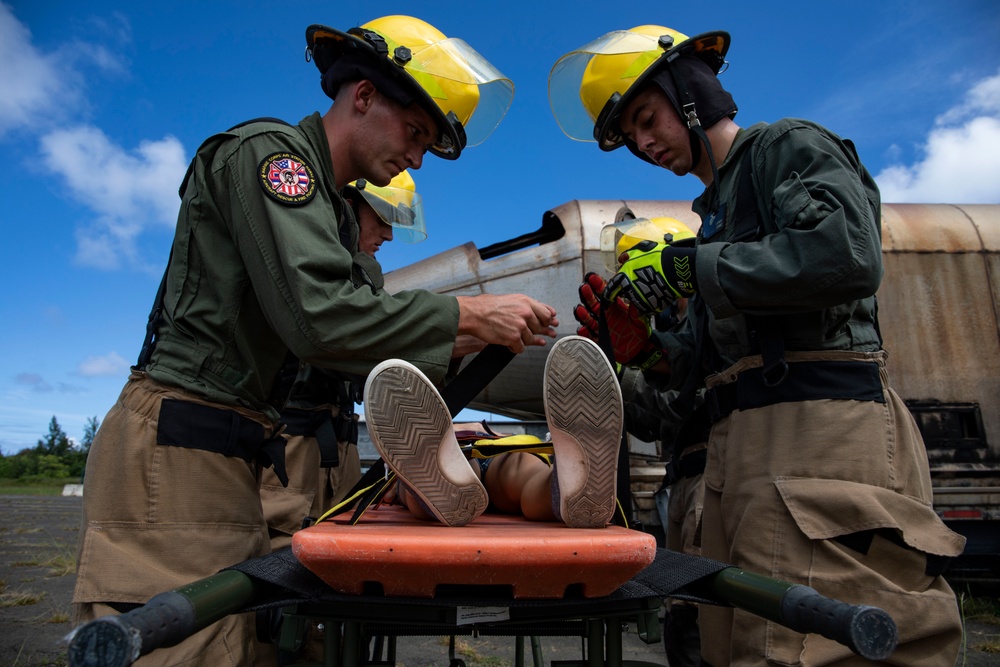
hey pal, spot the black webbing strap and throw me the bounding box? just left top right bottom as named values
left=157, top=398, right=289, bottom=486
left=281, top=408, right=342, bottom=468
left=441, top=345, right=516, bottom=417
left=704, top=359, right=886, bottom=425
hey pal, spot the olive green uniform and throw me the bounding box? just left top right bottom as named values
left=74, top=113, right=457, bottom=665
left=659, top=120, right=965, bottom=666
left=262, top=257, right=385, bottom=551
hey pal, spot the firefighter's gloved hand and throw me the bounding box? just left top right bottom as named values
left=574, top=272, right=664, bottom=371
left=573, top=272, right=604, bottom=343
left=604, top=241, right=697, bottom=315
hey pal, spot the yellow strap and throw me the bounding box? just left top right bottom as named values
left=464, top=435, right=555, bottom=460
left=477, top=434, right=543, bottom=445
left=315, top=470, right=397, bottom=524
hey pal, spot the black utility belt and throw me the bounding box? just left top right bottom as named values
left=663, top=448, right=707, bottom=488
left=156, top=398, right=288, bottom=486
left=705, top=359, right=885, bottom=426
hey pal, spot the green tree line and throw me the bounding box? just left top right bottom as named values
left=0, top=416, right=98, bottom=480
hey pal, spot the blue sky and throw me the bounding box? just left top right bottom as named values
left=1, top=0, right=998, bottom=454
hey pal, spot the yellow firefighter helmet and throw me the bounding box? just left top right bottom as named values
left=307, top=15, right=513, bottom=159
left=600, top=216, right=695, bottom=273
left=348, top=169, right=427, bottom=243
left=549, top=25, right=728, bottom=150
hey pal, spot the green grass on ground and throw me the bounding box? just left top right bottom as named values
left=0, top=478, right=77, bottom=496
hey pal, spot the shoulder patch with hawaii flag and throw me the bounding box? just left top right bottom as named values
left=258, top=152, right=317, bottom=205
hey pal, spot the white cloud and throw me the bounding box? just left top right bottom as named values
left=40, top=126, right=187, bottom=269
left=876, top=70, right=1000, bottom=204
left=1, top=4, right=176, bottom=270
left=0, top=4, right=127, bottom=138
left=78, top=351, right=130, bottom=377
left=0, top=4, right=66, bottom=136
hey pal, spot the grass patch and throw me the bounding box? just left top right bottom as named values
left=0, top=478, right=77, bottom=496
left=46, top=611, right=71, bottom=623
left=960, top=591, right=1000, bottom=626
left=0, top=590, right=45, bottom=607
left=45, top=552, right=75, bottom=577
left=435, top=637, right=509, bottom=667
left=958, top=589, right=1000, bottom=655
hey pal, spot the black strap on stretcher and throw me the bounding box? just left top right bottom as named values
left=223, top=546, right=897, bottom=663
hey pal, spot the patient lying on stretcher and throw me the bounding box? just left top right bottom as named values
left=363, top=335, right=624, bottom=528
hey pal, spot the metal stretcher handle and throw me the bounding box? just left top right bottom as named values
left=67, top=560, right=899, bottom=665
left=66, top=570, right=256, bottom=667
left=708, top=568, right=898, bottom=660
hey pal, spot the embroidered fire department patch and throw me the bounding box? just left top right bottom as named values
left=258, top=152, right=316, bottom=205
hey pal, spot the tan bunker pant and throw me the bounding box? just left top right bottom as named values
left=260, top=425, right=362, bottom=551
left=73, top=371, right=276, bottom=667
left=699, top=351, right=965, bottom=667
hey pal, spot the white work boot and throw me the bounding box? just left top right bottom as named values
left=364, top=359, right=487, bottom=527
left=544, top=335, right=624, bottom=528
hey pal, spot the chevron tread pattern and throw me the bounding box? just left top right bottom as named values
left=365, top=362, right=486, bottom=526
left=544, top=336, right=623, bottom=528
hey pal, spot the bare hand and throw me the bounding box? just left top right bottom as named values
left=456, top=294, right=558, bottom=354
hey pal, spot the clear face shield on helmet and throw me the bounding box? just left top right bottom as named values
left=599, top=216, right=695, bottom=274
left=548, top=27, right=686, bottom=144
left=405, top=36, right=515, bottom=149
left=354, top=177, right=427, bottom=243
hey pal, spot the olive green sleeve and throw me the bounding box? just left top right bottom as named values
left=217, top=133, right=458, bottom=383
left=697, top=122, right=883, bottom=320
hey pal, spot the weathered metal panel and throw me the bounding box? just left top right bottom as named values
left=384, top=200, right=703, bottom=420
left=383, top=202, right=1000, bottom=442
left=877, top=204, right=1000, bottom=461
left=878, top=251, right=1000, bottom=453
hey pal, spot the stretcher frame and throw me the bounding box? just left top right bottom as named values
left=274, top=593, right=665, bottom=667
left=66, top=539, right=898, bottom=667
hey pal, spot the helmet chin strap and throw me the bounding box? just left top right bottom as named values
left=667, top=59, right=722, bottom=192
left=688, top=133, right=702, bottom=173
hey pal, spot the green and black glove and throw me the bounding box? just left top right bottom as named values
left=603, top=240, right=697, bottom=316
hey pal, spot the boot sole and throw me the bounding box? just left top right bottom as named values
left=544, top=336, right=623, bottom=528
left=364, top=360, right=487, bottom=527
